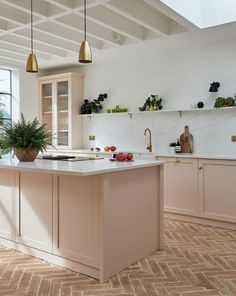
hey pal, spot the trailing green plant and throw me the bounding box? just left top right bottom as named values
left=80, top=93, right=108, bottom=114
left=0, top=113, right=53, bottom=153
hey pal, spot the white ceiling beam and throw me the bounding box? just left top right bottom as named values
left=15, top=28, right=80, bottom=54
left=43, top=0, right=74, bottom=10
left=0, top=40, right=51, bottom=60
left=45, top=0, right=113, bottom=11
left=57, top=14, right=120, bottom=46
left=0, top=19, right=7, bottom=31
left=0, top=3, right=28, bottom=24
left=0, top=49, right=30, bottom=62
left=104, top=0, right=169, bottom=36
left=0, top=0, right=50, bottom=17
left=85, top=5, right=145, bottom=41
left=143, top=0, right=198, bottom=30
left=0, top=54, right=25, bottom=64
left=168, top=20, right=187, bottom=35
left=36, top=21, right=102, bottom=49
left=0, top=34, right=67, bottom=57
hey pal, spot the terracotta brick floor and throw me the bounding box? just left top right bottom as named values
left=1, top=219, right=236, bottom=295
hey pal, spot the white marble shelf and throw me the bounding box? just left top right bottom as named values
left=79, top=106, right=236, bottom=119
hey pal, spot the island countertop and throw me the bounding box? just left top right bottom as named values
left=0, top=158, right=164, bottom=176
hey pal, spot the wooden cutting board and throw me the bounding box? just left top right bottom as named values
left=180, top=126, right=193, bottom=153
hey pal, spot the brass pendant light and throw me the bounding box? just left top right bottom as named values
left=79, top=0, right=92, bottom=63
left=26, top=0, right=38, bottom=72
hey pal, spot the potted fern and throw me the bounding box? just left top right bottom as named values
left=0, top=113, right=52, bottom=162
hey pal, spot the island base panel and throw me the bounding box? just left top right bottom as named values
left=0, top=166, right=163, bottom=282
left=99, top=166, right=163, bottom=282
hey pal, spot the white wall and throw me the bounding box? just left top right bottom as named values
left=19, top=70, right=39, bottom=120
left=80, top=23, right=236, bottom=154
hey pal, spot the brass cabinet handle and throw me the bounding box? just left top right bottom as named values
left=174, top=159, right=181, bottom=163
left=199, top=166, right=203, bottom=170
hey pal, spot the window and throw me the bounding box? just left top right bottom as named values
left=0, top=68, right=12, bottom=126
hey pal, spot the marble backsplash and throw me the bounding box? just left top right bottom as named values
left=82, top=109, right=236, bottom=155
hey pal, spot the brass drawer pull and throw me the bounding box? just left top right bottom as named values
left=174, top=159, right=181, bottom=163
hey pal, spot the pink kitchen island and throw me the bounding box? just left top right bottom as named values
left=0, top=158, right=164, bottom=282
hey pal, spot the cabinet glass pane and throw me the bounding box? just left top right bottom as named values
left=57, top=81, right=69, bottom=146
left=42, top=83, right=53, bottom=145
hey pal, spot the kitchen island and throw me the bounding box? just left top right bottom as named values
left=0, top=158, right=164, bottom=282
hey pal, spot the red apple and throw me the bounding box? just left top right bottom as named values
left=116, top=153, right=127, bottom=161
left=126, top=153, right=133, bottom=161
left=110, top=146, right=117, bottom=152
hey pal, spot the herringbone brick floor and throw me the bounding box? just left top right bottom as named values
left=1, top=219, right=236, bottom=296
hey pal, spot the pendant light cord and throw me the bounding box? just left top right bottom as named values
left=84, top=0, right=87, bottom=41
left=31, top=0, right=33, bottom=54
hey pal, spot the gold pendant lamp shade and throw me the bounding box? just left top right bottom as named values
left=26, top=0, right=38, bottom=72
left=26, top=53, right=38, bottom=72
left=79, top=0, right=92, bottom=63
left=79, top=41, right=92, bottom=63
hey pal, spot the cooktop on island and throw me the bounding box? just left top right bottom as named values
left=40, top=155, right=104, bottom=161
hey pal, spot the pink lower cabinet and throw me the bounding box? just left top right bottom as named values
left=158, top=157, right=199, bottom=216
left=0, top=170, right=16, bottom=240
left=160, top=157, right=236, bottom=229
left=16, top=172, right=53, bottom=252
left=52, top=175, right=99, bottom=269
left=199, top=159, right=236, bottom=223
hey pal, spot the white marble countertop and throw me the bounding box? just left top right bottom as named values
left=0, top=158, right=164, bottom=176
left=156, top=153, right=236, bottom=160
left=45, top=148, right=236, bottom=160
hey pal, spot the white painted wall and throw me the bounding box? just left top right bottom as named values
left=80, top=23, right=236, bottom=154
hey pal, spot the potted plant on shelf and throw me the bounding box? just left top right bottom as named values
left=0, top=113, right=52, bottom=162
left=168, top=142, right=176, bottom=154
left=214, top=96, right=235, bottom=108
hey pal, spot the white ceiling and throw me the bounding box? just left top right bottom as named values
left=0, top=0, right=230, bottom=69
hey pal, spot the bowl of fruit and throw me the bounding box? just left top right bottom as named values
left=110, top=152, right=134, bottom=162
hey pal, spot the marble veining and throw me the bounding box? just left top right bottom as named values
left=82, top=109, right=236, bottom=155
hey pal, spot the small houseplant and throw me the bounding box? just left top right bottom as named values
left=168, top=142, right=176, bottom=154
left=139, top=94, right=163, bottom=111
left=214, top=96, right=235, bottom=108
left=0, top=113, right=52, bottom=162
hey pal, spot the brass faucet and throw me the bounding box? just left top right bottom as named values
left=144, top=128, right=152, bottom=152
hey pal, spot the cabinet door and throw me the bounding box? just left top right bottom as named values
left=199, top=159, right=236, bottom=223
left=0, top=170, right=16, bottom=240
left=159, top=157, right=199, bottom=215
left=16, top=172, right=53, bottom=252
left=56, top=80, right=70, bottom=148
left=53, top=175, right=99, bottom=268
left=40, top=82, right=53, bottom=146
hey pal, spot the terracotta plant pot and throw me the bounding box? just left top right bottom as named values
left=14, top=148, right=39, bottom=162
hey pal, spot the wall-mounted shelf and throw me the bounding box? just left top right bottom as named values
left=79, top=106, right=236, bottom=120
